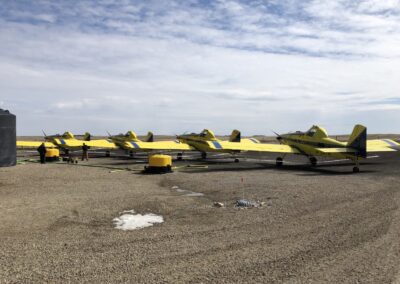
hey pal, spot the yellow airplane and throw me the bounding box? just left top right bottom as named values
left=270, top=125, right=399, bottom=172
left=176, top=129, right=261, bottom=160
left=90, top=129, right=252, bottom=159
left=17, top=131, right=93, bottom=150
left=177, top=125, right=400, bottom=172
left=90, top=130, right=194, bottom=155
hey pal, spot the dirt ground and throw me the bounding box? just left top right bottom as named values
left=1, top=151, right=400, bottom=283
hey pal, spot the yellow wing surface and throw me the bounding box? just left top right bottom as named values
left=205, top=141, right=299, bottom=153
left=85, top=139, right=119, bottom=149
left=203, top=139, right=399, bottom=154
left=366, top=139, right=399, bottom=151
left=17, top=141, right=57, bottom=149
left=123, top=141, right=194, bottom=151
left=308, top=139, right=399, bottom=154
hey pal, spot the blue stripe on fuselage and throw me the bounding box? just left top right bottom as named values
left=59, top=139, right=66, bottom=145
left=212, top=141, right=222, bottom=149
left=130, top=142, right=140, bottom=149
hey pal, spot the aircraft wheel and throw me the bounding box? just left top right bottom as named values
left=276, top=157, right=283, bottom=167
left=201, top=152, right=207, bottom=159
left=177, top=153, right=183, bottom=161
left=310, top=157, right=317, bottom=166
left=129, top=151, right=134, bottom=157
left=105, top=151, right=110, bottom=157
left=353, top=166, right=360, bottom=173
left=234, top=158, right=239, bottom=163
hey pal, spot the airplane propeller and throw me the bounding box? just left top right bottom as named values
left=272, top=130, right=283, bottom=144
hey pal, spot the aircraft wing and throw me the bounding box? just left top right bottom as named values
left=314, top=139, right=400, bottom=155
left=206, top=141, right=299, bottom=153
left=17, top=141, right=57, bottom=149
left=123, top=141, right=194, bottom=151
left=85, top=139, right=119, bottom=149
left=367, top=139, right=400, bottom=151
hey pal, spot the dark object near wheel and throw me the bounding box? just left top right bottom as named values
left=0, top=109, right=16, bottom=167
left=353, top=166, right=360, bottom=173
left=309, top=157, right=317, bottom=166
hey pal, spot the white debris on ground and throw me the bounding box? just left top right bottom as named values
left=113, top=210, right=163, bottom=230
left=172, top=186, right=204, bottom=197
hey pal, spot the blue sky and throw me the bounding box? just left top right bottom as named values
left=1, top=0, right=400, bottom=135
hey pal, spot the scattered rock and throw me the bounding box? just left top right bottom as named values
left=213, top=202, right=225, bottom=208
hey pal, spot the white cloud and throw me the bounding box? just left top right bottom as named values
left=0, top=0, right=400, bottom=135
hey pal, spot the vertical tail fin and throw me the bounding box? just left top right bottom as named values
left=83, top=132, right=91, bottom=141
left=229, top=129, right=241, bottom=142
left=347, top=124, right=367, bottom=158
left=145, top=131, right=154, bottom=142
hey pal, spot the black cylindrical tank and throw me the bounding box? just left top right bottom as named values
left=0, top=109, right=16, bottom=167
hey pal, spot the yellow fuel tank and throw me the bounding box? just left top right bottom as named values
left=45, top=148, right=60, bottom=161
left=149, top=154, right=172, bottom=167
left=145, top=154, right=172, bottom=173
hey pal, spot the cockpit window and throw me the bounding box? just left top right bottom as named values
left=306, top=128, right=316, bottom=137
left=200, top=130, right=208, bottom=137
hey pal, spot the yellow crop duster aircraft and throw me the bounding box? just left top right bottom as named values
left=88, top=130, right=194, bottom=154
left=17, top=131, right=93, bottom=150
left=270, top=125, right=399, bottom=172
left=88, top=129, right=254, bottom=159
left=177, top=125, right=400, bottom=172
left=177, top=129, right=261, bottom=160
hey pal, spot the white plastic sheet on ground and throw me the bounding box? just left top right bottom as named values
left=113, top=210, right=163, bottom=230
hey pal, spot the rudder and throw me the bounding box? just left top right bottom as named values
left=229, top=129, right=241, bottom=142
left=347, top=124, right=367, bottom=158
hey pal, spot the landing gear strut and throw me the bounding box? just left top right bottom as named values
left=353, top=158, right=360, bottom=173
left=276, top=157, right=283, bottom=166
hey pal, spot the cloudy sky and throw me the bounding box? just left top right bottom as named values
left=1, top=0, right=400, bottom=135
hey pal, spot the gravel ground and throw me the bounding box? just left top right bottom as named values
left=1, top=151, right=400, bottom=283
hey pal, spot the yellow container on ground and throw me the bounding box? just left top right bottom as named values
left=46, top=148, right=60, bottom=158
left=149, top=154, right=172, bottom=168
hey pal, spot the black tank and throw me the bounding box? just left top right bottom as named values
left=0, top=109, right=16, bottom=167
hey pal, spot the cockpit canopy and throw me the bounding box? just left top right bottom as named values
left=62, top=131, right=74, bottom=139
left=126, top=131, right=138, bottom=140
left=287, top=125, right=328, bottom=139
left=305, top=125, right=328, bottom=138
left=199, top=129, right=217, bottom=140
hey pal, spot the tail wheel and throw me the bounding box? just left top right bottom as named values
left=276, top=157, right=283, bottom=166
left=353, top=166, right=360, bottom=173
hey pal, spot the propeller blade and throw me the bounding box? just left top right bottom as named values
left=271, top=130, right=281, bottom=137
